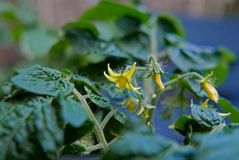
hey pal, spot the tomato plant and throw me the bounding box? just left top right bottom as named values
left=0, top=1, right=239, bottom=160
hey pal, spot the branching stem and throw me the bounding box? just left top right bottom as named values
left=85, top=137, right=117, bottom=153
left=101, top=109, right=117, bottom=129
left=73, top=89, right=108, bottom=152
left=146, top=19, right=159, bottom=132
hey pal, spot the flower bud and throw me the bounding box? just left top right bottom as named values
left=201, top=81, right=219, bottom=103
left=153, top=73, right=165, bottom=91
left=119, top=98, right=139, bottom=112
left=125, top=99, right=136, bottom=112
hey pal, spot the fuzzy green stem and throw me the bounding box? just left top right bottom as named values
left=73, top=89, right=108, bottom=152
left=150, top=23, right=158, bottom=58
left=135, top=66, right=147, bottom=71
left=164, top=72, right=204, bottom=87
left=85, top=137, right=117, bottom=153
left=146, top=20, right=159, bottom=132
left=101, top=109, right=117, bottom=129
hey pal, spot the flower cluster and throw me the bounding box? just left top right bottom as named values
left=104, top=61, right=220, bottom=117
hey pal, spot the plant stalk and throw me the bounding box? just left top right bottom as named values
left=101, top=109, right=117, bottom=129
left=73, top=89, right=108, bottom=152
left=164, top=72, right=204, bottom=87
left=85, top=137, right=117, bottom=153
left=146, top=19, right=158, bottom=132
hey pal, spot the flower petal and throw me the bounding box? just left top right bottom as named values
left=127, top=79, right=141, bottom=94
left=123, top=62, right=136, bottom=79
left=201, top=82, right=219, bottom=103
left=107, top=64, right=121, bottom=78
left=154, top=73, right=164, bottom=90
left=104, top=71, right=117, bottom=82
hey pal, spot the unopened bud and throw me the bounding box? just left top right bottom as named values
left=154, top=73, right=165, bottom=91
left=126, top=99, right=135, bottom=112
left=201, top=81, right=219, bottom=103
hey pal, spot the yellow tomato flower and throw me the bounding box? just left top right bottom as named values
left=201, top=80, right=219, bottom=103
left=153, top=73, right=164, bottom=91
left=104, top=62, right=141, bottom=94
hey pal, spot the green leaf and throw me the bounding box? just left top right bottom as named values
left=217, top=47, right=236, bottom=64
left=63, top=20, right=99, bottom=37
left=114, top=110, right=127, bottom=124
left=103, top=133, right=175, bottom=160
left=115, top=15, right=141, bottom=36
left=65, top=28, right=129, bottom=58
left=194, top=129, right=239, bottom=160
left=71, top=75, right=100, bottom=95
left=191, top=104, right=224, bottom=128
left=0, top=102, right=35, bottom=160
left=85, top=87, right=114, bottom=109
left=20, top=27, right=58, bottom=59
left=218, top=98, right=239, bottom=123
left=183, top=76, right=206, bottom=97
left=226, top=123, right=239, bottom=130
left=64, top=16, right=141, bottom=41
left=80, top=1, right=148, bottom=23
left=116, top=32, right=149, bottom=60
left=167, top=46, right=219, bottom=72
left=76, top=1, right=148, bottom=41
left=11, top=65, right=74, bottom=96
left=174, top=115, right=195, bottom=136
left=59, top=96, right=88, bottom=128
left=165, top=34, right=222, bottom=72
left=163, top=33, right=183, bottom=46
left=0, top=96, right=63, bottom=160
left=174, top=115, right=212, bottom=138
left=92, top=20, right=123, bottom=41
left=60, top=0, right=148, bottom=42
left=158, top=14, right=185, bottom=37
left=33, top=97, right=63, bottom=155
left=120, top=115, right=151, bottom=134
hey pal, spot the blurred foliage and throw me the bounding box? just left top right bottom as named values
left=217, top=98, right=239, bottom=123
left=0, top=0, right=238, bottom=160
left=0, top=0, right=58, bottom=59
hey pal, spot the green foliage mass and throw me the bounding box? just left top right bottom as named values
left=0, top=1, right=238, bottom=160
